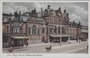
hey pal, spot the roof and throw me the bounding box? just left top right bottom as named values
left=3, top=13, right=13, bottom=16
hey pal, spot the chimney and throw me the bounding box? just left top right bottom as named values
left=34, top=8, right=36, bottom=13
left=58, top=7, right=62, bottom=14
left=14, top=11, right=18, bottom=17
left=47, top=5, right=50, bottom=9
left=58, top=7, right=61, bottom=11
left=63, top=10, right=67, bottom=18
left=64, top=10, right=66, bottom=13
left=10, top=12, right=12, bottom=16
left=41, top=8, right=43, bottom=12
left=66, top=13, right=69, bottom=17
left=19, top=11, right=21, bottom=15
left=41, top=8, right=43, bottom=16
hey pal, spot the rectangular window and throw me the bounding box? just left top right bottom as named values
left=13, top=27, right=20, bottom=33
left=42, top=28, right=45, bottom=34
left=50, top=28, right=53, bottom=34
left=7, top=26, right=9, bottom=33
left=38, top=28, right=39, bottom=35
left=62, top=27, right=65, bottom=34
left=29, top=28, right=31, bottom=34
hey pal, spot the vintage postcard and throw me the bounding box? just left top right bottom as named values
left=0, top=0, right=90, bottom=58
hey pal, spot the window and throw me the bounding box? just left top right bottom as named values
left=12, top=22, right=22, bottom=34
left=32, top=25, right=37, bottom=35
left=62, top=27, right=65, bottom=34
left=7, top=26, right=9, bottom=33
left=42, top=28, right=45, bottom=34
left=50, top=28, right=53, bottom=34
left=29, top=28, right=31, bottom=34
left=13, top=27, right=20, bottom=33
left=58, top=26, right=60, bottom=34
left=54, top=26, right=57, bottom=33
left=38, top=28, right=39, bottom=35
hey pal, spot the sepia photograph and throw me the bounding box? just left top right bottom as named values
left=2, top=2, right=88, bottom=54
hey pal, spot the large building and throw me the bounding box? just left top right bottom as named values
left=3, top=5, right=82, bottom=47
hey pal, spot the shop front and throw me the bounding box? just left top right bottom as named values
left=49, top=34, right=70, bottom=43
left=10, top=36, right=28, bottom=47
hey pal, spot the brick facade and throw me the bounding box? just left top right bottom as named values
left=3, top=5, right=82, bottom=46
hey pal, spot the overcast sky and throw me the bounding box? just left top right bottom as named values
left=3, top=2, right=88, bottom=26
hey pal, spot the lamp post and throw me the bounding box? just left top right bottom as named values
left=45, top=22, right=49, bottom=43
left=77, top=22, right=81, bottom=44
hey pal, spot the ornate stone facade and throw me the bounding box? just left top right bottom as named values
left=3, top=5, right=82, bottom=47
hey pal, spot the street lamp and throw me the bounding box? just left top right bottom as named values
left=45, top=22, right=49, bottom=43
left=77, top=21, right=81, bottom=44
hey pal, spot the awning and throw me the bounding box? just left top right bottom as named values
left=10, top=36, right=28, bottom=39
left=49, top=34, right=70, bottom=38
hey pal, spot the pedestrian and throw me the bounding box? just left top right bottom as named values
left=24, top=39, right=28, bottom=48
left=76, top=38, right=78, bottom=42
left=79, top=38, right=81, bottom=43
left=42, top=36, right=45, bottom=42
left=9, top=40, right=14, bottom=53
left=87, top=45, right=88, bottom=50
left=9, top=46, right=13, bottom=52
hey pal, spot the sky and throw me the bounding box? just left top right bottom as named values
left=3, top=2, right=88, bottom=26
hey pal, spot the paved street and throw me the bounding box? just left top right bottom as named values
left=3, top=41, right=88, bottom=54
left=68, top=48, right=88, bottom=54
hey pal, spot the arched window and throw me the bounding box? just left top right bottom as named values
left=54, top=26, right=57, bottom=33
left=62, top=27, right=65, bottom=34
left=58, top=26, right=60, bottom=34
left=42, top=28, right=45, bottom=34
left=32, top=25, right=37, bottom=35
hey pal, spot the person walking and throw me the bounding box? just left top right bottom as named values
left=9, top=40, right=14, bottom=53
left=24, top=39, right=28, bottom=48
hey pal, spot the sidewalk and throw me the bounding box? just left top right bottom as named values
left=28, top=40, right=87, bottom=48
left=3, top=41, right=87, bottom=53
left=42, top=41, right=87, bottom=51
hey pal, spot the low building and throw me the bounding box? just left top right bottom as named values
left=81, top=26, right=88, bottom=41
left=68, top=21, right=81, bottom=40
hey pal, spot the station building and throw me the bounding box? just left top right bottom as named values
left=3, top=5, right=83, bottom=47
